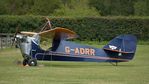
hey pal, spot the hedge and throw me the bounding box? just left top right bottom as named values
left=0, top=15, right=149, bottom=41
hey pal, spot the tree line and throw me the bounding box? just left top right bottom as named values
left=0, top=16, right=149, bottom=40
left=0, top=0, right=149, bottom=16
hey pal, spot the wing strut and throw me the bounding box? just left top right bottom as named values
left=40, top=17, right=52, bottom=32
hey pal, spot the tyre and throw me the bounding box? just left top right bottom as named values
left=23, top=59, right=28, bottom=66
left=28, top=59, right=37, bottom=66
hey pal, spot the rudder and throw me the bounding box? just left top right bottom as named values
left=103, top=34, right=137, bottom=60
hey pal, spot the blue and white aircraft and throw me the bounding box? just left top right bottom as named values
left=13, top=19, right=137, bottom=66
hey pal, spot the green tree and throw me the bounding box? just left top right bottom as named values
left=89, top=0, right=135, bottom=16
left=0, top=1, right=7, bottom=15
left=110, top=0, right=135, bottom=16
left=29, top=0, right=61, bottom=15
left=0, top=0, right=61, bottom=15
left=53, top=0, right=100, bottom=17
left=4, top=0, right=34, bottom=15
left=134, top=0, right=149, bottom=16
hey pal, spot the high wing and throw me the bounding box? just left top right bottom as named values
left=20, top=31, right=37, bottom=36
left=39, top=27, right=78, bottom=39
left=20, top=27, right=78, bottom=40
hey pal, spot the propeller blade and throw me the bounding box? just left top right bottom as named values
left=11, top=26, right=20, bottom=47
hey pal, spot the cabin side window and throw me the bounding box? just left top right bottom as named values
left=39, top=33, right=54, bottom=51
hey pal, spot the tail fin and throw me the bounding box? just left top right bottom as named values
left=103, top=34, right=137, bottom=60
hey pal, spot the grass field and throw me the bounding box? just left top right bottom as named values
left=0, top=45, right=149, bottom=84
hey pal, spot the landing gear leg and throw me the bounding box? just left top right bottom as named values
left=109, top=61, right=118, bottom=66
left=23, top=59, right=28, bottom=66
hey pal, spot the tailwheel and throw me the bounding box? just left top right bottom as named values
left=28, top=59, right=37, bottom=66
left=23, top=59, right=28, bottom=66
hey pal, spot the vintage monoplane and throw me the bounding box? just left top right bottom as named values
left=13, top=18, right=137, bottom=66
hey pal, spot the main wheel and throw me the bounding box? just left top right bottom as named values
left=23, top=59, right=28, bottom=66
left=28, top=59, right=37, bottom=66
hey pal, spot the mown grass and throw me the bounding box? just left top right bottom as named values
left=0, top=45, right=149, bottom=84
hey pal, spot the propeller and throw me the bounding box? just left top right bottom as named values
left=11, top=26, right=20, bottom=47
